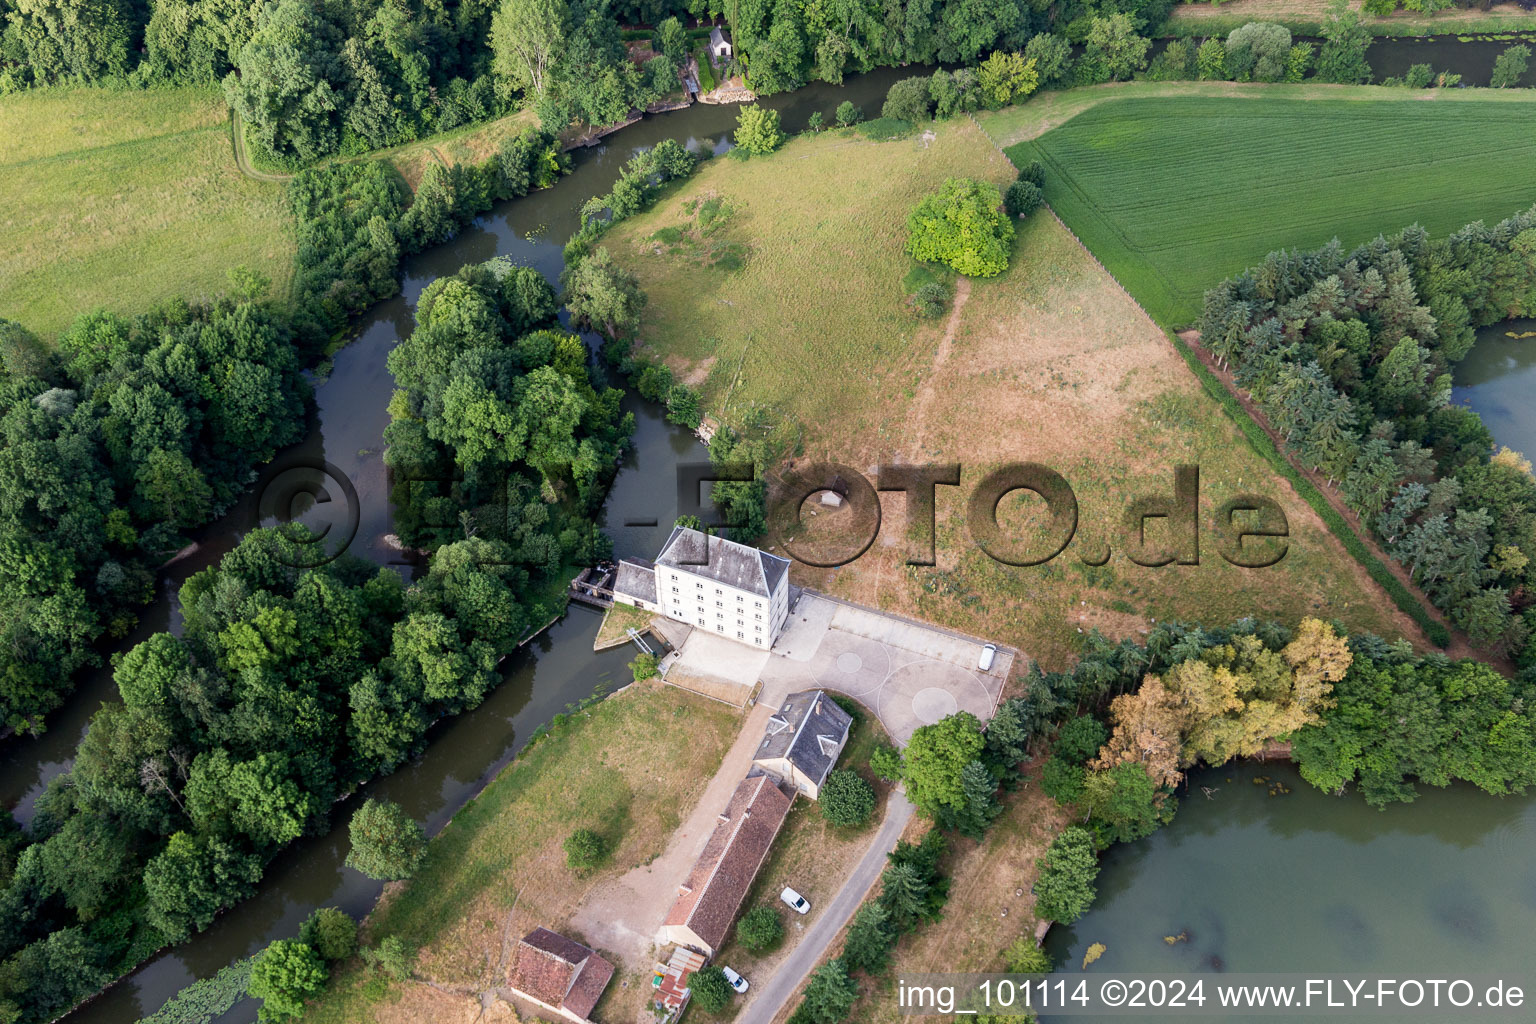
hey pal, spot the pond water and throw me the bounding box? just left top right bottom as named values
left=15, top=55, right=1536, bottom=1023
left=1048, top=321, right=1536, bottom=1019
left=1044, top=760, right=1536, bottom=1022
left=1452, top=317, right=1536, bottom=461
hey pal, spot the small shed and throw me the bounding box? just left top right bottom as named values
left=709, top=25, right=733, bottom=61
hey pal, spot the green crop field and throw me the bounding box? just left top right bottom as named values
left=1006, top=92, right=1536, bottom=326
left=0, top=87, right=295, bottom=341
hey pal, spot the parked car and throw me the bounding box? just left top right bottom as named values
left=721, top=966, right=749, bottom=994
left=781, top=887, right=810, bottom=914
left=978, top=642, right=997, bottom=672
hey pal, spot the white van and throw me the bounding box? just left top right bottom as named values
left=978, top=643, right=997, bottom=672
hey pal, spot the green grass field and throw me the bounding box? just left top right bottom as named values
left=0, top=87, right=295, bottom=340
left=603, top=122, right=1425, bottom=667
left=1004, top=91, right=1536, bottom=325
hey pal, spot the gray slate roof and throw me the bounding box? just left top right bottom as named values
left=613, top=558, right=657, bottom=605
left=655, top=526, right=789, bottom=599
left=755, top=690, right=852, bottom=789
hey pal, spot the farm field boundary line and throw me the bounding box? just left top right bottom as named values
left=970, top=113, right=1451, bottom=651
left=974, top=81, right=1536, bottom=150
left=1172, top=329, right=1468, bottom=653
left=1001, top=94, right=1536, bottom=323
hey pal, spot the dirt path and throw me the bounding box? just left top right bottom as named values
left=229, top=110, right=295, bottom=183
left=568, top=701, right=774, bottom=964
left=909, top=276, right=971, bottom=452
left=1177, top=330, right=1494, bottom=664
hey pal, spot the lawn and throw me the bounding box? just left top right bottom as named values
left=0, top=87, right=295, bottom=340
left=603, top=120, right=1424, bottom=669
left=297, top=684, right=740, bottom=1024
left=594, top=602, right=655, bottom=649
left=998, top=88, right=1536, bottom=325
left=363, top=108, right=538, bottom=190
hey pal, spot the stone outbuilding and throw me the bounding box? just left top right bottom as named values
left=658, top=772, right=794, bottom=955
left=709, top=25, right=733, bottom=61
left=751, top=689, right=852, bottom=799
left=507, top=927, right=614, bottom=1024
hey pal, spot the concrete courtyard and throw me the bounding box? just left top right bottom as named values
left=662, top=589, right=1014, bottom=744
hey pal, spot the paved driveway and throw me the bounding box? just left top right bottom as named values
left=760, top=592, right=1012, bottom=745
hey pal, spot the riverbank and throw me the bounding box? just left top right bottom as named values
left=1161, top=0, right=1536, bottom=36
left=21, top=59, right=1532, bottom=1024
left=293, top=682, right=741, bottom=1024
left=594, top=603, right=655, bottom=650
left=1046, top=759, right=1536, bottom=981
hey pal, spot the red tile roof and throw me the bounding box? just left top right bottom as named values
left=662, top=774, right=794, bottom=952
left=509, top=927, right=613, bottom=1020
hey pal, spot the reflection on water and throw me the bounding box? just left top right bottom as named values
left=1045, top=760, right=1536, bottom=1023
left=1047, top=323, right=1536, bottom=1016
left=1452, top=318, right=1536, bottom=461
left=33, top=65, right=1536, bottom=1024
left=48, top=69, right=920, bottom=1024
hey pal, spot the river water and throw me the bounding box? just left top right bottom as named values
left=14, top=53, right=1536, bottom=1024
left=32, top=67, right=920, bottom=1024
left=1453, top=317, right=1536, bottom=460
left=1048, top=318, right=1536, bottom=1019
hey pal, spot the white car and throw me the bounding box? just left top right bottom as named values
left=780, top=887, right=810, bottom=914
left=978, top=642, right=997, bottom=672
left=721, top=966, right=749, bottom=994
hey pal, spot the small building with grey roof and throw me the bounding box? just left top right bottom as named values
left=708, top=24, right=732, bottom=61
left=612, top=557, right=658, bottom=611
left=751, top=689, right=853, bottom=799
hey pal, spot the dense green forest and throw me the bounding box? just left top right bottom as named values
left=382, top=259, right=632, bottom=554
left=0, top=0, right=1186, bottom=164
left=0, top=0, right=693, bottom=161
left=0, top=125, right=567, bottom=736
left=1201, top=205, right=1536, bottom=660
left=0, top=256, right=630, bottom=1024
left=0, top=297, right=310, bottom=735
left=1022, top=618, right=1536, bottom=870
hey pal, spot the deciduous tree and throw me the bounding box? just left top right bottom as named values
left=905, top=178, right=1014, bottom=279
left=902, top=711, right=986, bottom=815
left=345, top=798, right=426, bottom=880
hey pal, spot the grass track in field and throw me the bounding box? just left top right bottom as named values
left=1004, top=93, right=1536, bottom=325
left=602, top=122, right=1425, bottom=667
left=0, top=87, right=295, bottom=341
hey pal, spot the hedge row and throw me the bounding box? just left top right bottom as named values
left=1163, top=328, right=1452, bottom=648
